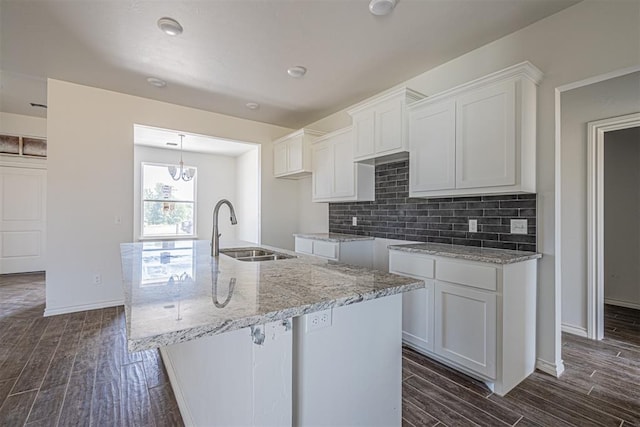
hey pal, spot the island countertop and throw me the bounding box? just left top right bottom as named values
left=120, top=240, right=422, bottom=351
left=388, top=242, right=541, bottom=264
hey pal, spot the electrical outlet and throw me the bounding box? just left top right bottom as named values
left=93, top=273, right=102, bottom=285
left=306, top=308, right=332, bottom=332
left=468, top=219, right=478, bottom=233
left=510, top=219, right=528, bottom=235
left=352, top=216, right=357, bottom=226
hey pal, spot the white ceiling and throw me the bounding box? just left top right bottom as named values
left=0, top=0, right=580, bottom=128
left=134, top=125, right=257, bottom=156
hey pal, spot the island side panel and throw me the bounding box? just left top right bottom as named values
left=161, top=321, right=293, bottom=426
left=293, top=294, right=402, bottom=426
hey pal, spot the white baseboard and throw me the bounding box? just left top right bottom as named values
left=536, top=358, right=565, bottom=378
left=44, top=299, right=124, bottom=316
left=605, top=298, right=640, bottom=311
left=159, top=347, right=194, bottom=427
left=561, top=323, right=588, bottom=337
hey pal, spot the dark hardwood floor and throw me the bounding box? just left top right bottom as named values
left=1, top=272, right=639, bottom=426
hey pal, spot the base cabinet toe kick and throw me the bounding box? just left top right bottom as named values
left=389, top=248, right=538, bottom=396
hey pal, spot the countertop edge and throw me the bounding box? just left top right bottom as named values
left=388, top=244, right=542, bottom=265
left=293, top=233, right=375, bottom=243
left=127, top=279, right=424, bottom=352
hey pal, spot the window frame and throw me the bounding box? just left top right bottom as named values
left=140, top=161, right=198, bottom=240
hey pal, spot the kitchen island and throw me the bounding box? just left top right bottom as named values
left=120, top=239, right=422, bottom=426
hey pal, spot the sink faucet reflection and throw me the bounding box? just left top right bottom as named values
left=212, top=199, right=238, bottom=256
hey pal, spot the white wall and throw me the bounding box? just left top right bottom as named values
left=304, top=0, right=640, bottom=370
left=0, top=112, right=46, bottom=137
left=604, top=127, right=640, bottom=309
left=133, top=145, right=239, bottom=243
left=236, top=147, right=261, bottom=244
left=560, top=72, right=640, bottom=330
left=46, top=79, right=293, bottom=315
left=296, top=176, right=328, bottom=234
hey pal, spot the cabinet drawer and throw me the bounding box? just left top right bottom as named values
left=313, top=241, right=339, bottom=260
left=295, top=238, right=313, bottom=255
left=389, top=251, right=434, bottom=279
left=436, top=260, right=496, bottom=291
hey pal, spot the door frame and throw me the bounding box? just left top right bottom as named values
left=586, top=112, right=640, bottom=339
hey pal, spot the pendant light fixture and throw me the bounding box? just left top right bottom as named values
left=168, top=134, right=195, bottom=181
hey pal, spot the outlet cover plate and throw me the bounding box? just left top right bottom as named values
left=510, top=219, right=528, bottom=235
left=468, top=219, right=477, bottom=233
left=306, top=308, right=332, bottom=332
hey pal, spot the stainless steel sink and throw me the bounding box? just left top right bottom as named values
left=220, top=247, right=296, bottom=262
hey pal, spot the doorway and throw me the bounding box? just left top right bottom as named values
left=587, top=115, right=640, bottom=340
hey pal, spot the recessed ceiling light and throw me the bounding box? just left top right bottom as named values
left=157, top=17, right=183, bottom=36
left=246, top=102, right=260, bottom=110
left=29, top=102, right=47, bottom=109
left=147, top=77, right=167, bottom=88
left=369, top=0, right=397, bottom=16
left=287, top=66, right=307, bottom=78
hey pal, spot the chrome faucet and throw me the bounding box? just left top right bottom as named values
left=212, top=199, right=237, bottom=256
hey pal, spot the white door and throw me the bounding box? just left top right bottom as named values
left=0, top=166, right=47, bottom=274
left=409, top=99, right=456, bottom=192
left=456, top=80, right=516, bottom=189
left=401, top=279, right=435, bottom=352
left=434, top=281, right=496, bottom=378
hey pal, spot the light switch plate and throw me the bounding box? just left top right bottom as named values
left=510, top=219, right=528, bottom=235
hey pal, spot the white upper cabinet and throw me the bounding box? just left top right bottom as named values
left=311, top=127, right=375, bottom=203
left=409, top=62, right=542, bottom=198
left=348, top=87, right=424, bottom=162
left=273, top=129, right=325, bottom=179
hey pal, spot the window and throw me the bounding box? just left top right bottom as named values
left=141, top=163, right=196, bottom=238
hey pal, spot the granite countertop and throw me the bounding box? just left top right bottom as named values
left=120, top=240, right=422, bottom=352
left=387, top=242, right=541, bottom=265
left=293, top=232, right=375, bottom=242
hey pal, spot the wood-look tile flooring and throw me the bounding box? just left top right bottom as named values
left=0, top=273, right=183, bottom=426
left=403, top=303, right=640, bottom=427
left=2, top=273, right=639, bottom=426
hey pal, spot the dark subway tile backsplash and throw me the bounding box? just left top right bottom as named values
left=328, top=160, right=537, bottom=251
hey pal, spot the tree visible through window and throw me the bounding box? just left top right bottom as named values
left=142, top=163, right=196, bottom=238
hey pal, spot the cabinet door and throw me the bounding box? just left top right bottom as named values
left=409, top=99, right=456, bottom=192
left=353, top=110, right=375, bottom=159
left=273, top=142, right=289, bottom=176
left=376, top=97, right=403, bottom=154
left=331, top=131, right=356, bottom=198
left=434, top=281, right=496, bottom=379
left=288, top=135, right=304, bottom=172
left=402, top=279, right=434, bottom=352
left=312, top=141, right=333, bottom=200
left=456, top=80, right=516, bottom=189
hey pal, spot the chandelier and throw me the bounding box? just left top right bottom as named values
left=168, top=134, right=195, bottom=181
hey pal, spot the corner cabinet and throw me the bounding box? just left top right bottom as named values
left=294, top=236, right=373, bottom=268
left=273, top=128, right=325, bottom=179
left=409, top=62, right=543, bottom=198
left=311, top=127, right=374, bottom=203
left=348, top=87, right=424, bottom=162
left=389, top=249, right=537, bottom=396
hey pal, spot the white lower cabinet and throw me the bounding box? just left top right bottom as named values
left=390, top=249, right=537, bottom=396
left=434, top=281, right=496, bottom=378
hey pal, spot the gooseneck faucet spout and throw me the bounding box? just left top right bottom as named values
left=212, top=199, right=238, bottom=257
